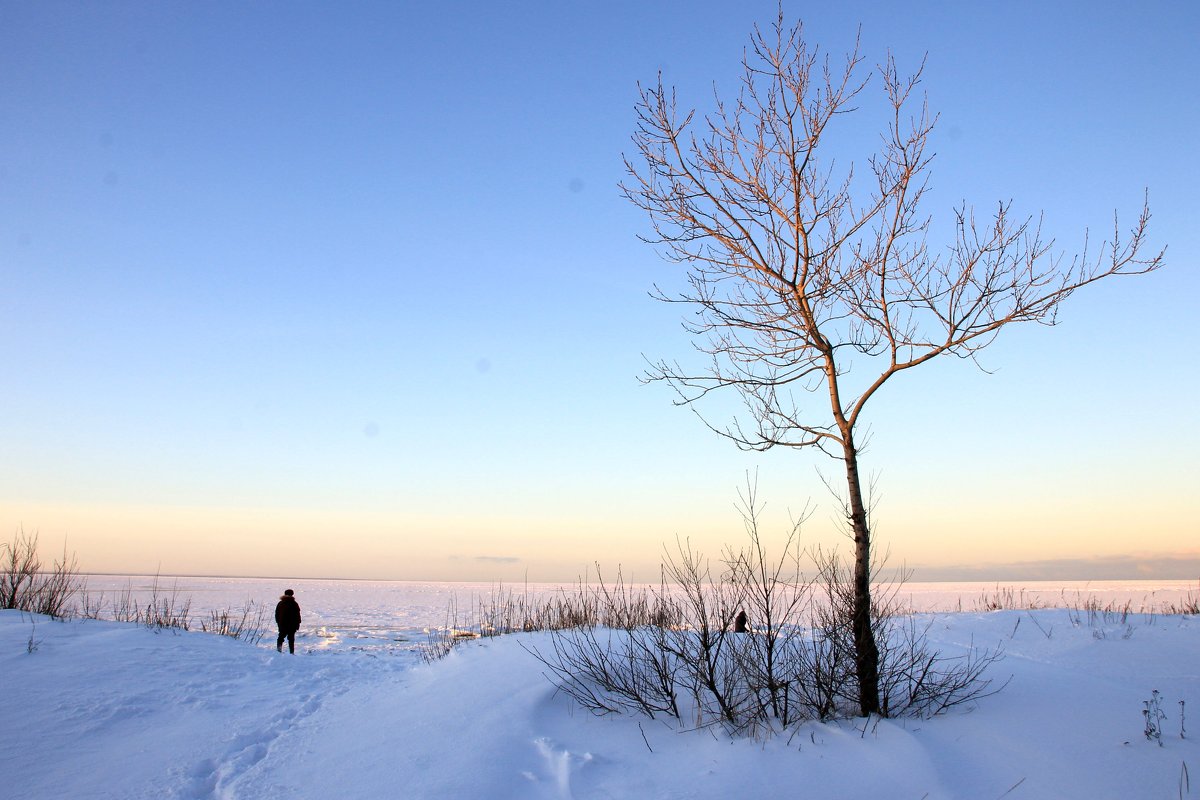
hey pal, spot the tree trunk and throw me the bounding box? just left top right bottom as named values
left=843, top=436, right=881, bottom=716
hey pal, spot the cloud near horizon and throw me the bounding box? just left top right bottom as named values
left=912, top=553, right=1200, bottom=582
left=461, top=555, right=522, bottom=565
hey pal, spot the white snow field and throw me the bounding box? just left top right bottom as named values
left=2, top=608, right=1196, bottom=800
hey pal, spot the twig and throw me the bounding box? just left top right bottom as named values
left=996, top=777, right=1026, bottom=799
left=638, top=721, right=654, bottom=753
left=1026, top=612, right=1053, bottom=640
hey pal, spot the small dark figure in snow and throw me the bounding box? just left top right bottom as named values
left=733, top=610, right=748, bottom=633
left=275, top=589, right=302, bottom=654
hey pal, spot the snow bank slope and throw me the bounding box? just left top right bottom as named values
left=2, top=609, right=1197, bottom=799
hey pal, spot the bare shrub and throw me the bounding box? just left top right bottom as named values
left=200, top=601, right=267, bottom=644
left=107, top=575, right=266, bottom=638
left=419, top=595, right=474, bottom=663
left=478, top=580, right=602, bottom=635
left=418, top=626, right=458, bottom=664
left=724, top=492, right=812, bottom=729
left=975, top=586, right=1047, bottom=612
left=105, top=583, right=139, bottom=623
left=787, top=546, right=1005, bottom=720
left=419, top=633, right=454, bottom=663
left=878, top=616, right=1006, bottom=718
left=26, top=618, right=42, bottom=654
left=532, top=623, right=684, bottom=720
left=527, top=492, right=781, bottom=732
left=137, top=575, right=192, bottom=632
left=1167, top=585, right=1200, bottom=616
left=0, top=535, right=278, bottom=645
left=527, top=488, right=1004, bottom=734
left=78, top=588, right=107, bottom=620
left=423, top=571, right=682, bottom=662
left=0, top=529, right=83, bottom=618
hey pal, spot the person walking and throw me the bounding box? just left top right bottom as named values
left=275, top=589, right=302, bottom=654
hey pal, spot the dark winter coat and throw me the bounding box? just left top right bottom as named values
left=275, top=596, right=302, bottom=633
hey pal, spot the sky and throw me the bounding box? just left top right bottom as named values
left=1, top=1, right=1197, bottom=582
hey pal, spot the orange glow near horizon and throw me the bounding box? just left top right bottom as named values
left=5, top=493, right=1197, bottom=583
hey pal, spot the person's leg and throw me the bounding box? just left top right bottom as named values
left=277, top=630, right=285, bottom=651
left=287, top=630, right=295, bottom=654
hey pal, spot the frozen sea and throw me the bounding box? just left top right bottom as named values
left=76, top=573, right=1198, bottom=657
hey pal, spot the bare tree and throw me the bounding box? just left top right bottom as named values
left=622, top=14, right=1163, bottom=716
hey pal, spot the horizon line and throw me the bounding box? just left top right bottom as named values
left=73, top=570, right=1200, bottom=586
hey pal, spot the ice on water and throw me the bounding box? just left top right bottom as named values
left=78, top=573, right=1199, bottom=656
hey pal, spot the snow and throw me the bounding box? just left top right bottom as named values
left=2, top=608, right=1197, bottom=799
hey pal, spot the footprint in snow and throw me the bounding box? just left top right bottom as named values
left=172, top=691, right=325, bottom=799
left=521, top=737, right=594, bottom=800
left=174, top=758, right=218, bottom=799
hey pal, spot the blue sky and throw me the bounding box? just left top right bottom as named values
left=2, top=1, right=1197, bottom=581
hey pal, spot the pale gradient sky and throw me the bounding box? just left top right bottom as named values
left=2, top=1, right=1197, bottom=582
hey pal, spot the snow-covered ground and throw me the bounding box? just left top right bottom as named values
left=2, top=607, right=1196, bottom=799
